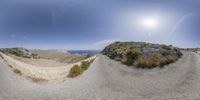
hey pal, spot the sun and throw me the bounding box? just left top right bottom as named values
left=141, top=17, right=159, bottom=29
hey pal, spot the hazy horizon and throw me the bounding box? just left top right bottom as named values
left=1, top=0, right=200, bottom=49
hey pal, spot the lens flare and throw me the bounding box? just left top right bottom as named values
left=141, top=17, right=158, bottom=29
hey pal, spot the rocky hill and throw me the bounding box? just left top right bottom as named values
left=102, top=42, right=182, bottom=68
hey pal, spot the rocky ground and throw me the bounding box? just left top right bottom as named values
left=102, top=41, right=182, bottom=68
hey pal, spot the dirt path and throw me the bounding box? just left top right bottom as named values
left=0, top=52, right=96, bottom=80
left=0, top=51, right=200, bottom=100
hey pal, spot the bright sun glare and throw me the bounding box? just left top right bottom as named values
left=141, top=17, right=158, bottom=29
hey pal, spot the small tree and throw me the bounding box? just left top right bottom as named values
left=68, top=65, right=83, bottom=78
left=80, top=61, right=90, bottom=71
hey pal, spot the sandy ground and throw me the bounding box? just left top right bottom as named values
left=0, top=51, right=200, bottom=100
left=0, top=52, right=97, bottom=80
left=14, top=56, right=68, bottom=67
left=197, top=51, right=200, bottom=55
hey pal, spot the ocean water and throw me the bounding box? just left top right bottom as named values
left=67, top=50, right=101, bottom=54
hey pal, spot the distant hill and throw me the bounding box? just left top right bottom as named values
left=0, top=48, right=94, bottom=63
left=32, top=49, right=68, bottom=53
left=31, top=49, right=93, bottom=63
left=102, top=41, right=182, bottom=68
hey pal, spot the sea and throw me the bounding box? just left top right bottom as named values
left=67, top=50, right=101, bottom=54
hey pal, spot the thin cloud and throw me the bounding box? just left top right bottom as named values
left=10, top=34, right=16, bottom=38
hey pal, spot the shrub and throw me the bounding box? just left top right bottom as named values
left=68, top=65, right=83, bottom=78
left=31, top=78, right=47, bottom=83
left=80, top=61, right=90, bottom=71
left=31, top=53, right=38, bottom=59
left=125, top=50, right=142, bottom=66
left=161, top=45, right=172, bottom=50
left=166, top=55, right=177, bottom=63
left=134, top=56, right=159, bottom=69
left=127, top=50, right=142, bottom=58
left=134, top=53, right=178, bottom=68
left=13, top=68, right=22, bottom=75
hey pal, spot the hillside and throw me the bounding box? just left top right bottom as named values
left=102, top=42, right=182, bottom=68
left=0, top=48, right=37, bottom=58
left=0, top=48, right=94, bottom=64
left=31, top=49, right=93, bottom=63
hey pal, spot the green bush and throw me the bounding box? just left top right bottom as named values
left=80, top=61, right=90, bottom=71
left=31, top=53, right=38, bottom=59
left=127, top=50, right=142, bottom=58
left=68, top=65, right=83, bottom=78
left=161, top=45, right=172, bottom=50
left=125, top=50, right=142, bottom=66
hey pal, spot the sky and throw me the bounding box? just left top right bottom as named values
left=0, top=0, right=200, bottom=50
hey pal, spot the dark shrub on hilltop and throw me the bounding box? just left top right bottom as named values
left=102, top=42, right=182, bottom=68
left=161, top=44, right=172, bottom=50
left=125, top=50, right=142, bottom=66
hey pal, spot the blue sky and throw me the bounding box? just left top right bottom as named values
left=0, top=0, right=200, bottom=50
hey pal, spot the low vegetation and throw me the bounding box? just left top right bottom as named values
left=68, top=65, right=83, bottom=78
left=80, top=61, right=90, bottom=71
left=31, top=77, right=47, bottom=83
left=102, top=41, right=182, bottom=68
left=161, top=44, right=172, bottom=50
left=13, top=68, right=22, bottom=75
left=31, top=49, right=94, bottom=63
left=68, top=59, right=95, bottom=78
left=134, top=53, right=178, bottom=68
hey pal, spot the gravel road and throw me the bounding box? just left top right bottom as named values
left=0, top=51, right=200, bottom=100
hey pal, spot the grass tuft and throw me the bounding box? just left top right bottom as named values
left=13, top=68, right=22, bottom=75
left=31, top=78, right=47, bottom=83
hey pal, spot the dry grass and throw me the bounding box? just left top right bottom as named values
left=89, top=58, right=95, bottom=63
left=31, top=78, right=47, bottom=83
left=14, top=56, right=68, bottom=67
left=8, top=65, right=13, bottom=68
left=134, top=53, right=178, bottom=68
left=13, top=68, right=22, bottom=75
left=32, top=50, right=93, bottom=63
left=0, top=55, right=3, bottom=59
